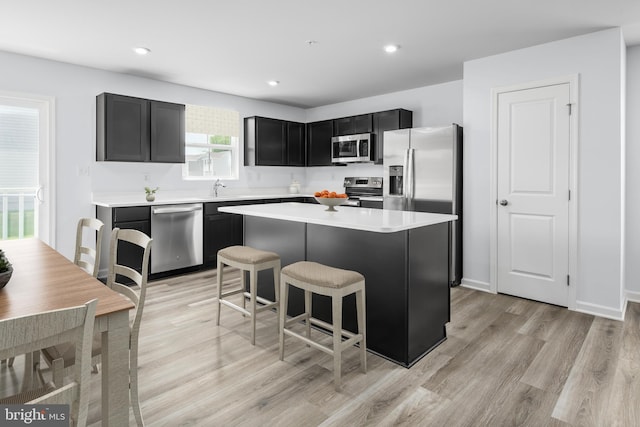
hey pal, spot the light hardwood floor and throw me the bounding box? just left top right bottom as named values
left=2, top=268, right=639, bottom=426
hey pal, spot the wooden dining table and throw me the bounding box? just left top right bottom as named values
left=0, top=238, right=134, bottom=426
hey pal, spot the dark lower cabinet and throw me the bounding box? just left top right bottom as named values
left=306, top=120, right=334, bottom=166
left=203, top=214, right=243, bottom=266
left=243, top=216, right=451, bottom=367
left=96, top=206, right=151, bottom=283
left=203, top=200, right=262, bottom=266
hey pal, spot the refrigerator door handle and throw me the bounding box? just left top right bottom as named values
left=406, top=148, right=415, bottom=206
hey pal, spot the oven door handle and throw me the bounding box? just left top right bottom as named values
left=342, top=199, right=360, bottom=207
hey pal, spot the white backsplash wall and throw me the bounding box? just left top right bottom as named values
left=91, top=162, right=309, bottom=197
left=304, top=164, right=383, bottom=193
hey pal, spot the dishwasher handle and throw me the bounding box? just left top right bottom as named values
left=152, top=205, right=203, bottom=215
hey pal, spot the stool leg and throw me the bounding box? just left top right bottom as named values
left=241, top=271, right=247, bottom=312
left=249, top=268, right=258, bottom=345
left=304, top=290, right=312, bottom=341
left=273, top=261, right=281, bottom=332
left=279, top=277, right=288, bottom=361
left=216, top=259, right=224, bottom=326
left=332, top=294, right=343, bottom=391
left=356, top=287, right=367, bottom=373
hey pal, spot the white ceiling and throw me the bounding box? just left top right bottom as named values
left=2, top=0, right=640, bottom=108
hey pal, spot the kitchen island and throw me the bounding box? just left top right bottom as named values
left=219, top=202, right=457, bottom=367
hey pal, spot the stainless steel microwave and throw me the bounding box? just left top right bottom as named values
left=331, top=133, right=374, bottom=163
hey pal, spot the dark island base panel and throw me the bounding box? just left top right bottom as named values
left=243, top=216, right=450, bottom=367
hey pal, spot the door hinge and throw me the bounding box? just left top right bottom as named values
left=567, top=103, right=572, bottom=115
left=568, top=189, right=571, bottom=201
left=567, top=275, right=570, bottom=286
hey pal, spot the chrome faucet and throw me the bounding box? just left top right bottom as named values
left=213, top=179, right=226, bottom=197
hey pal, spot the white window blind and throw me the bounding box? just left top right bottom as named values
left=0, top=105, right=39, bottom=188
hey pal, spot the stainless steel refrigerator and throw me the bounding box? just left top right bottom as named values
left=383, top=124, right=462, bottom=286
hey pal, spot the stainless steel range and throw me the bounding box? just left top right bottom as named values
left=343, top=177, right=383, bottom=208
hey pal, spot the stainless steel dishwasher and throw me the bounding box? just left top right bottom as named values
left=150, top=203, right=203, bottom=274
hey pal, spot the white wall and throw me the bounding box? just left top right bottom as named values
left=626, top=46, right=640, bottom=300
left=463, top=28, right=626, bottom=317
left=0, top=50, right=307, bottom=259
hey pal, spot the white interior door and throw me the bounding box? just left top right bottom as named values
left=496, top=83, right=570, bottom=306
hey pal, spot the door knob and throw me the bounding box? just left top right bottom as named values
left=499, top=200, right=509, bottom=206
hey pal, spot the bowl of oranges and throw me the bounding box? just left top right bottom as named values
left=314, top=190, right=348, bottom=211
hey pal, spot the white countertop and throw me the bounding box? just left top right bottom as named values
left=219, top=202, right=457, bottom=233
left=91, top=193, right=308, bottom=208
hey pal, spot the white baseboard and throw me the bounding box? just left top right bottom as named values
left=460, top=278, right=492, bottom=293
left=626, top=289, right=640, bottom=303
left=574, top=300, right=625, bottom=321
left=460, top=279, right=628, bottom=321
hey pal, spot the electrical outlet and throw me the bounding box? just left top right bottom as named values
left=77, top=166, right=90, bottom=177
left=143, top=173, right=150, bottom=182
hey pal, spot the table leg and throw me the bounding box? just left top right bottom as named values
left=100, top=311, right=130, bottom=426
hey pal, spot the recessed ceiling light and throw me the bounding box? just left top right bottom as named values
left=267, top=80, right=280, bottom=87
left=384, top=44, right=399, bottom=53
left=133, top=47, right=151, bottom=55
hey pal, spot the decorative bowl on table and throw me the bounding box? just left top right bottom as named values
left=314, top=197, right=348, bottom=212
left=0, top=266, right=13, bottom=290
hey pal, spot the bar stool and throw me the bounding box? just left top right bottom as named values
left=216, top=245, right=281, bottom=345
left=279, top=261, right=366, bottom=391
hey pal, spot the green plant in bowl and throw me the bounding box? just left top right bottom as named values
left=144, top=187, right=159, bottom=196
left=0, top=249, right=13, bottom=289
left=0, top=250, right=10, bottom=273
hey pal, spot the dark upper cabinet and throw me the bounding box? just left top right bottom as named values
left=243, top=109, right=410, bottom=167
left=334, top=114, right=373, bottom=136
left=97, top=93, right=185, bottom=163
left=306, top=120, right=334, bottom=166
left=244, top=116, right=304, bottom=166
left=150, top=101, right=185, bottom=163
left=287, top=121, right=306, bottom=166
left=354, top=114, right=373, bottom=134
left=372, top=109, right=413, bottom=164
left=97, top=94, right=149, bottom=162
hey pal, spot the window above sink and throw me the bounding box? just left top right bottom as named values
left=182, top=105, right=240, bottom=181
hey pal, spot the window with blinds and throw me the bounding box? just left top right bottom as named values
left=183, top=105, right=240, bottom=180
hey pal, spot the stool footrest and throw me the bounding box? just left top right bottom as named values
left=254, top=301, right=278, bottom=313
left=283, top=329, right=334, bottom=356
left=220, top=288, right=245, bottom=299
left=254, top=295, right=276, bottom=307
left=284, top=313, right=309, bottom=326
left=219, top=299, right=250, bottom=316
left=309, top=318, right=358, bottom=340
